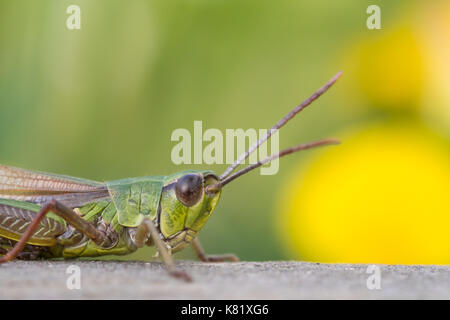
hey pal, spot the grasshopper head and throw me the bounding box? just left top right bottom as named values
left=158, top=72, right=343, bottom=252
left=159, top=170, right=221, bottom=251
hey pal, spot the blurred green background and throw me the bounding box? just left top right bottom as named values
left=1, top=0, right=449, bottom=264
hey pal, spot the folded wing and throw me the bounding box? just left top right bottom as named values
left=0, top=165, right=109, bottom=207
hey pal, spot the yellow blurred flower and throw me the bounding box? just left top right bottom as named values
left=341, top=1, right=450, bottom=137
left=417, top=0, right=450, bottom=135
left=342, top=22, right=425, bottom=112
left=278, top=123, right=450, bottom=264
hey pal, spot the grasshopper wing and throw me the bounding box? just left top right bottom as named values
left=0, top=199, right=66, bottom=246
left=0, top=165, right=109, bottom=207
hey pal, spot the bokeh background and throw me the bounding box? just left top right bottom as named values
left=0, top=0, right=449, bottom=264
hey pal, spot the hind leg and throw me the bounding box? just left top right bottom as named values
left=0, top=200, right=111, bottom=263
left=0, top=238, right=45, bottom=260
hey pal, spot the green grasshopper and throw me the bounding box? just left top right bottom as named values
left=0, top=72, right=341, bottom=281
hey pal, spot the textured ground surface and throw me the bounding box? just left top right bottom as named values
left=1, top=260, right=449, bottom=299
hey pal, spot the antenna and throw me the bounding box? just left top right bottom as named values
left=220, top=71, right=343, bottom=180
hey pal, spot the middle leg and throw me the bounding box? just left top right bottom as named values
left=136, top=218, right=192, bottom=282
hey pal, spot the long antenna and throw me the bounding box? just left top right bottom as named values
left=208, top=138, right=340, bottom=192
left=220, top=71, right=343, bottom=180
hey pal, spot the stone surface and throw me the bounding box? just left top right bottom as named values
left=0, top=260, right=449, bottom=299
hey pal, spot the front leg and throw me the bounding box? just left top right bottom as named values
left=192, top=237, right=239, bottom=262
left=135, top=218, right=192, bottom=282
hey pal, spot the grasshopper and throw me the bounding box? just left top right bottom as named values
left=0, top=72, right=341, bottom=281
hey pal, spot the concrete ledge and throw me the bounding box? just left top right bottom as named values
left=1, top=261, right=449, bottom=299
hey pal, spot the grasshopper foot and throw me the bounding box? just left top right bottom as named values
left=170, top=270, right=192, bottom=282
left=192, top=238, right=239, bottom=263
left=201, top=254, right=240, bottom=263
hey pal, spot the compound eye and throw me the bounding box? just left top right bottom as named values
left=175, top=174, right=203, bottom=207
